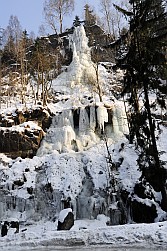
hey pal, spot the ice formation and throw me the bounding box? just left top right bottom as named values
left=52, top=25, right=99, bottom=102
left=37, top=103, right=128, bottom=155
left=38, top=25, right=128, bottom=155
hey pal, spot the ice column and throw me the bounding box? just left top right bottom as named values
left=89, top=106, right=96, bottom=131
left=96, top=106, right=108, bottom=131
left=79, top=107, right=90, bottom=134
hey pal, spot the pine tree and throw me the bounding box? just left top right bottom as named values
left=114, top=0, right=167, bottom=210
left=73, top=16, right=81, bottom=27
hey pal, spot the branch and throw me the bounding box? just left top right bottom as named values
left=113, top=4, right=133, bottom=17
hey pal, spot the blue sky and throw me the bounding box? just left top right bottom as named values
left=0, top=0, right=100, bottom=35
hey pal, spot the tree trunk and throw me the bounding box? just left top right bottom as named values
left=143, top=80, right=160, bottom=168
left=59, top=7, right=63, bottom=33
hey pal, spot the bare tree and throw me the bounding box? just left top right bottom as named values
left=18, top=30, right=29, bottom=105
left=30, top=37, right=62, bottom=106
left=93, top=45, right=103, bottom=102
left=38, top=24, right=47, bottom=37
left=99, top=0, right=129, bottom=39
left=99, top=0, right=117, bottom=38
left=4, top=15, right=22, bottom=56
left=99, top=0, right=113, bottom=35
left=43, top=0, right=74, bottom=34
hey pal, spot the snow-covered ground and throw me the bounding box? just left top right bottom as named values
left=0, top=218, right=167, bottom=250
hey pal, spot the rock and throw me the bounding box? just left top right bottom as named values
left=131, top=200, right=157, bottom=223
left=0, top=106, right=52, bottom=130
left=0, top=106, right=52, bottom=158
left=57, top=208, right=74, bottom=231
left=10, top=220, right=19, bottom=233
left=0, top=126, right=44, bottom=159
left=134, top=180, right=154, bottom=200
left=1, top=219, right=19, bottom=237
left=1, top=222, right=8, bottom=237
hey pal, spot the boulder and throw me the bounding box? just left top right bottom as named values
left=131, top=200, right=157, bottom=223
left=1, top=219, right=19, bottom=237
left=1, top=222, right=8, bottom=237
left=57, top=208, right=74, bottom=231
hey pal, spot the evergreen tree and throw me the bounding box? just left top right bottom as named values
left=73, top=16, right=81, bottom=27
left=84, top=4, right=96, bottom=26
left=114, top=0, right=167, bottom=210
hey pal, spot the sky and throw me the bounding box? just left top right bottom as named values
left=0, top=0, right=100, bottom=36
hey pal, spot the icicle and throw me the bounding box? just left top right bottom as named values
left=63, top=125, right=76, bottom=150
left=52, top=110, right=74, bottom=128
left=79, top=107, right=90, bottom=134
left=72, top=42, right=79, bottom=64
left=89, top=106, right=96, bottom=131
left=112, top=105, right=129, bottom=135
left=96, top=106, right=108, bottom=131
left=62, top=110, right=74, bottom=128
left=112, top=106, right=120, bottom=135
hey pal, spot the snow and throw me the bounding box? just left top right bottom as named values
left=58, top=208, right=72, bottom=223
left=0, top=219, right=167, bottom=250
left=0, top=121, right=42, bottom=133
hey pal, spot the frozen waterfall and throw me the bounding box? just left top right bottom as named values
left=37, top=104, right=128, bottom=155
left=37, top=25, right=128, bottom=155
left=52, top=25, right=97, bottom=92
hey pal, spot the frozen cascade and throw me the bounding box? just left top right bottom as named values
left=52, top=110, right=74, bottom=128
left=112, top=107, right=120, bottom=135
left=0, top=25, right=158, bottom=228
left=37, top=110, right=76, bottom=154
left=37, top=103, right=128, bottom=155
left=37, top=25, right=129, bottom=155
left=53, top=25, right=97, bottom=93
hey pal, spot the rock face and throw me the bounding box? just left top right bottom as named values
left=0, top=106, right=52, bottom=130
left=0, top=124, right=44, bottom=159
left=0, top=106, right=52, bottom=158
left=57, top=208, right=74, bottom=231
left=84, top=24, right=114, bottom=62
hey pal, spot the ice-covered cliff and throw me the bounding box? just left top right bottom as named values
left=0, top=25, right=131, bottom=225
left=1, top=25, right=164, bottom=228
